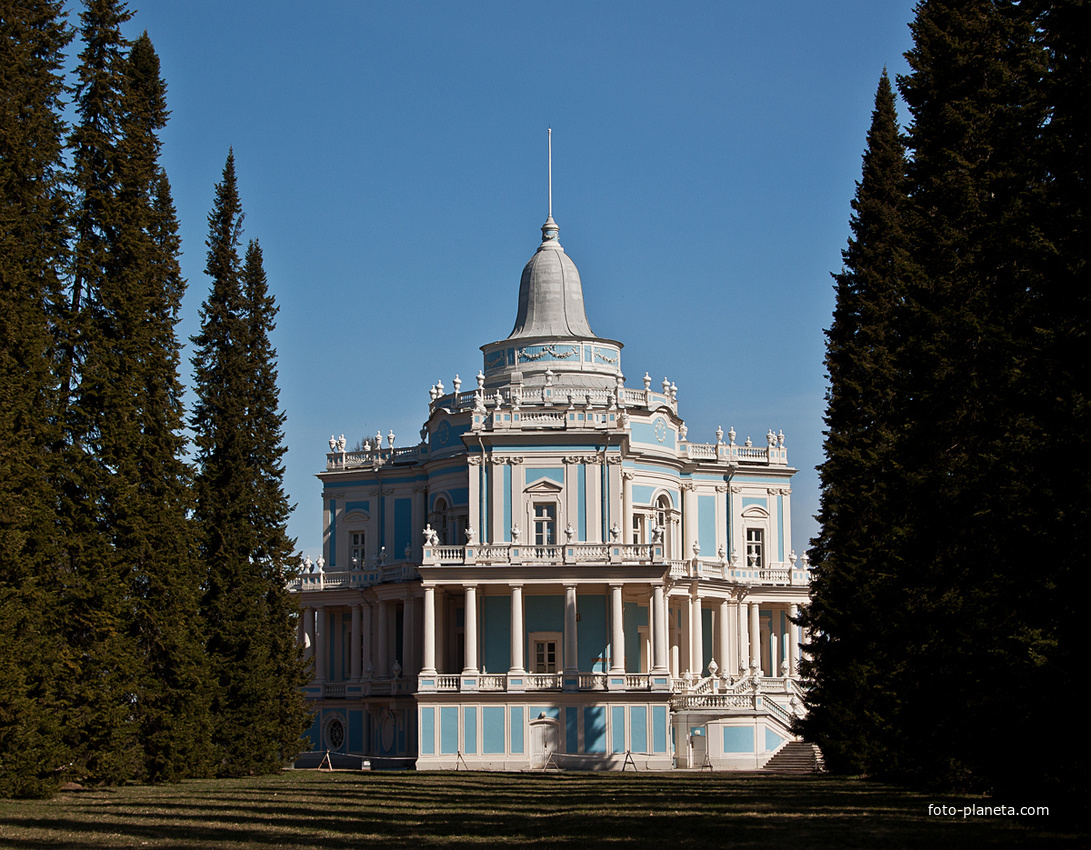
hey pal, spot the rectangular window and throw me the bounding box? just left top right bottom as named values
left=746, top=528, right=764, bottom=568
left=351, top=532, right=366, bottom=568
left=534, top=503, right=556, bottom=545
left=632, top=514, right=642, bottom=544
left=534, top=640, right=558, bottom=673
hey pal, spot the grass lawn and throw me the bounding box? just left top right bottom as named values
left=0, top=770, right=1079, bottom=849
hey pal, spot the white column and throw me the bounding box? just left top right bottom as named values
left=689, top=588, right=703, bottom=678
left=749, top=600, right=761, bottom=676
left=422, top=585, right=436, bottom=675
left=652, top=584, right=669, bottom=674
left=402, top=595, right=416, bottom=677
left=467, top=458, right=481, bottom=544
left=350, top=604, right=362, bottom=681
left=682, top=483, right=697, bottom=560
left=647, top=587, right=656, bottom=671
left=509, top=584, right=525, bottom=675
left=303, top=607, right=315, bottom=664
left=314, top=606, right=327, bottom=682
left=718, top=598, right=730, bottom=678
left=736, top=598, right=746, bottom=676
left=564, top=584, right=578, bottom=675
left=610, top=584, right=625, bottom=674
left=462, top=585, right=478, bottom=675
left=621, top=471, right=634, bottom=543
left=788, top=602, right=799, bottom=676
left=376, top=600, right=389, bottom=678
left=361, top=601, right=373, bottom=676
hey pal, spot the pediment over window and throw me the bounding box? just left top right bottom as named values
left=741, top=505, right=769, bottom=519
left=524, top=478, right=564, bottom=495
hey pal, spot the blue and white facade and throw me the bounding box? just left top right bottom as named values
left=294, top=210, right=810, bottom=770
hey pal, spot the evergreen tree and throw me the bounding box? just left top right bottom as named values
left=59, top=3, right=210, bottom=784
left=0, top=0, right=71, bottom=798
left=240, top=239, right=310, bottom=767
left=193, top=154, right=309, bottom=777
left=894, top=0, right=1052, bottom=793
left=799, top=70, right=911, bottom=777
left=117, top=34, right=212, bottom=782
left=808, top=0, right=1081, bottom=799
left=56, top=0, right=144, bottom=785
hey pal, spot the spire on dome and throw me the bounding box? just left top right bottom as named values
left=506, top=131, right=593, bottom=339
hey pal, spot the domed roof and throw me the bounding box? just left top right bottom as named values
left=507, top=216, right=597, bottom=340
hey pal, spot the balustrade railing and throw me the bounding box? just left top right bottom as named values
left=326, top=444, right=424, bottom=470
left=672, top=693, right=755, bottom=710
left=422, top=542, right=665, bottom=567
left=526, top=673, right=562, bottom=690
left=567, top=544, right=609, bottom=563
left=578, top=673, right=608, bottom=690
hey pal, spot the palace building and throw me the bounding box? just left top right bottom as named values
left=294, top=195, right=810, bottom=770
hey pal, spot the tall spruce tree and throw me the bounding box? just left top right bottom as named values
left=809, top=0, right=1079, bottom=798
left=193, top=154, right=309, bottom=776
left=799, top=70, right=911, bottom=777
left=59, top=3, right=210, bottom=784
left=58, top=0, right=143, bottom=784
left=117, top=33, right=212, bottom=782
left=894, top=0, right=1052, bottom=793
left=239, top=239, right=310, bottom=767
left=1031, top=0, right=1090, bottom=798
left=0, top=0, right=71, bottom=798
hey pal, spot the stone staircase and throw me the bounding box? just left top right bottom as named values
left=762, top=741, right=824, bottom=774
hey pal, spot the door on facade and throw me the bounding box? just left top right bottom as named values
left=689, top=726, right=708, bottom=769
left=529, top=714, right=560, bottom=768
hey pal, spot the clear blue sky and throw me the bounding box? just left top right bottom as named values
left=72, top=1, right=918, bottom=559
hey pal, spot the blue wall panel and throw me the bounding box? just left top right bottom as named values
left=394, top=498, right=412, bottom=559
left=511, top=706, right=524, bottom=753
left=585, top=706, right=606, bottom=754
left=527, top=468, right=564, bottom=485
left=483, top=706, right=506, bottom=754
left=623, top=601, right=648, bottom=674
left=577, top=593, right=608, bottom=672
left=766, top=727, right=785, bottom=753
left=349, top=710, right=363, bottom=753
left=464, top=706, right=477, bottom=754
left=632, top=485, right=656, bottom=505
left=441, top=706, right=458, bottom=754
left=611, top=705, right=625, bottom=754
left=698, top=494, right=716, bottom=560
left=630, top=706, right=647, bottom=754
left=724, top=726, right=755, bottom=753
left=566, top=706, right=578, bottom=753
left=482, top=595, right=511, bottom=673
left=420, top=707, right=435, bottom=755
left=652, top=706, right=667, bottom=753
left=525, top=595, right=563, bottom=634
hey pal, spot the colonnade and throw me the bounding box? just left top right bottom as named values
left=299, top=590, right=802, bottom=686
